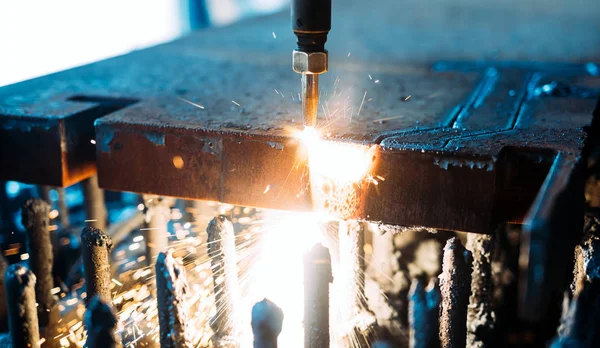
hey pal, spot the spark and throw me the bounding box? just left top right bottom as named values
left=178, top=96, right=205, bottom=110
left=90, top=139, right=96, bottom=145
left=84, top=219, right=97, bottom=222
left=368, top=74, right=372, bottom=80
left=48, top=209, right=59, bottom=219
left=140, top=228, right=160, bottom=231
left=112, top=278, right=124, bottom=287
left=374, top=80, right=380, bottom=83
left=347, top=52, right=351, bottom=57
left=404, top=95, right=411, bottom=101
left=357, top=91, right=367, bottom=117
left=232, top=100, right=241, bottom=107
left=295, top=127, right=375, bottom=185
left=272, top=32, right=277, bottom=39
left=20, top=253, right=29, bottom=260
left=263, top=185, right=271, bottom=194
left=373, top=115, right=404, bottom=123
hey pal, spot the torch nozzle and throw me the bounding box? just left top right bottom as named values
left=302, top=74, right=319, bottom=127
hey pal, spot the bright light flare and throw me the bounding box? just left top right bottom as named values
left=294, top=126, right=378, bottom=219
left=296, top=127, right=375, bottom=184
left=244, top=211, right=324, bottom=347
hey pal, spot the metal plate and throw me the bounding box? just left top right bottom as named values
left=93, top=63, right=481, bottom=214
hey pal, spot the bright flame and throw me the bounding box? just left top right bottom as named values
left=294, top=126, right=377, bottom=219
left=296, top=127, right=375, bottom=184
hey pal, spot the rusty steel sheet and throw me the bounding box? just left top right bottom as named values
left=93, top=63, right=481, bottom=214
left=89, top=56, right=598, bottom=231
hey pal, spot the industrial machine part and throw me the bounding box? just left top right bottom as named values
left=439, top=238, right=471, bottom=347
left=21, top=199, right=56, bottom=326
left=81, top=226, right=114, bottom=304
left=291, top=0, right=331, bottom=127
left=251, top=298, right=284, bottom=348
left=304, top=243, right=333, bottom=348
left=5, top=264, right=40, bottom=348
left=156, top=251, right=193, bottom=348
left=84, top=296, right=121, bottom=348
left=0, top=95, right=135, bottom=187
left=0, top=202, right=597, bottom=347
left=207, top=216, right=241, bottom=347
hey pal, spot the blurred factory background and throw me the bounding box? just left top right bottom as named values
left=0, top=0, right=288, bottom=88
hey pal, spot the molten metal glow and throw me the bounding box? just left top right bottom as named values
left=294, top=126, right=377, bottom=219
left=296, top=127, right=375, bottom=184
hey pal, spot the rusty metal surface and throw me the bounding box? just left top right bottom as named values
left=90, top=61, right=598, bottom=233
left=93, top=63, right=481, bottom=213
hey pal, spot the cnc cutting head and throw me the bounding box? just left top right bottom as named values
left=291, top=0, right=332, bottom=127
